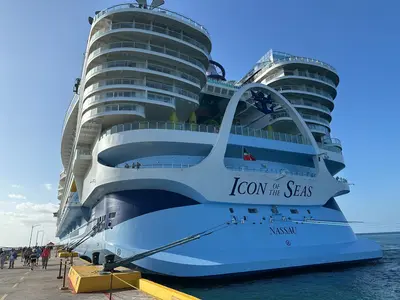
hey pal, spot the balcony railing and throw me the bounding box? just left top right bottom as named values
left=84, top=91, right=174, bottom=110
left=270, top=111, right=330, bottom=126
left=206, top=78, right=240, bottom=89
left=62, top=94, right=79, bottom=133
left=322, top=137, right=342, bottom=149
left=83, top=103, right=145, bottom=119
left=84, top=75, right=199, bottom=102
left=88, top=41, right=206, bottom=71
left=99, top=121, right=311, bottom=146
left=92, top=3, right=210, bottom=38
left=86, top=60, right=200, bottom=86
left=91, top=21, right=209, bottom=54
left=275, top=85, right=334, bottom=100
left=146, top=80, right=199, bottom=100
left=287, top=70, right=336, bottom=86
left=289, top=99, right=331, bottom=113
left=308, top=124, right=330, bottom=134
left=116, top=163, right=316, bottom=178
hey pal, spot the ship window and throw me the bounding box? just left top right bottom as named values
left=109, top=212, right=116, bottom=219
left=229, top=208, right=234, bottom=213
left=290, top=209, right=299, bottom=214
left=307, top=209, right=311, bottom=214
left=271, top=206, right=279, bottom=214
left=248, top=208, right=258, bottom=214
left=243, top=216, right=247, bottom=221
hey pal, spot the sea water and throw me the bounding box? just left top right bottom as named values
left=178, top=233, right=400, bottom=300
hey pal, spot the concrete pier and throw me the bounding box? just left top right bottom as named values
left=0, top=254, right=153, bottom=300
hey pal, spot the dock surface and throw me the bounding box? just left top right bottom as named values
left=0, top=254, right=153, bottom=300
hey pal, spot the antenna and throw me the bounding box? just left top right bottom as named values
left=150, top=0, right=165, bottom=8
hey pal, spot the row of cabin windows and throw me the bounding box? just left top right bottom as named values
left=229, top=208, right=311, bottom=215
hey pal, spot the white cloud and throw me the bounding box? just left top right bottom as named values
left=8, top=194, right=26, bottom=200
left=0, top=202, right=59, bottom=246
left=16, top=202, right=58, bottom=214
left=11, top=184, right=23, bottom=188
left=43, top=183, right=52, bottom=191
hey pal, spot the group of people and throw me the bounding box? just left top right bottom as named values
left=124, top=161, right=141, bottom=169
left=0, top=248, right=17, bottom=269
left=22, top=246, right=51, bottom=270
left=0, top=246, right=51, bottom=270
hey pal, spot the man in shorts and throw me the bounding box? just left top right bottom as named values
left=30, top=248, right=37, bottom=270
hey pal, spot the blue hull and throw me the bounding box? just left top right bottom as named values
left=64, top=190, right=382, bottom=278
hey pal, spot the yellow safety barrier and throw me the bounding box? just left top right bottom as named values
left=139, top=278, right=200, bottom=300
left=58, top=251, right=78, bottom=258
left=68, top=265, right=141, bottom=293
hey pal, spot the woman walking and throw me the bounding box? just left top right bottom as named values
left=41, top=247, right=50, bottom=269
left=8, top=249, right=17, bottom=269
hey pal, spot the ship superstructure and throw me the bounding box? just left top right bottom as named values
left=56, top=2, right=382, bottom=278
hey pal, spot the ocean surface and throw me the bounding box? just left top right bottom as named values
left=172, top=233, right=400, bottom=300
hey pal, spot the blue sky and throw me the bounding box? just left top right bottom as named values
left=0, top=0, right=399, bottom=245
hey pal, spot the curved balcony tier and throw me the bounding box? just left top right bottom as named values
left=288, top=100, right=332, bottom=121
left=86, top=41, right=207, bottom=76
left=266, top=75, right=337, bottom=99
left=270, top=111, right=331, bottom=128
left=96, top=121, right=344, bottom=170
left=276, top=85, right=334, bottom=110
left=83, top=76, right=199, bottom=105
left=61, top=95, right=79, bottom=168
left=82, top=92, right=175, bottom=112
left=308, top=124, right=330, bottom=135
left=85, top=60, right=202, bottom=92
left=89, top=22, right=210, bottom=62
left=81, top=103, right=146, bottom=129
left=91, top=3, right=211, bottom=49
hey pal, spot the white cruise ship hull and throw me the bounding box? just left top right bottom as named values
left=63, top=190, right=382, bottom=278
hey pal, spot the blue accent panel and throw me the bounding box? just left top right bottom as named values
left=93, top=190, right=199, bottom=227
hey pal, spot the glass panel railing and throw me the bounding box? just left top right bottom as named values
left=289, top=99, right=330, bottom=113
left=283, top=70, right=336, bottom=86
left=91, top=21, right=209, bottom=54
left=206, top=78, right=240, bottom=89
left=92, top=3, right=210, bottom=38
left=99, top=121, right=312, bottom=146
left=83, top=104, right=145, bottom=119
left=116, top=163, right=316, bottom=178
left=275, top=85, right=333, bottom=100
left=84, top=76, right=199, bottom=101
left=62, top=94, right=79, bottom=133
left=87, top=41, right=206, bottom=71
left=308, top=124, right=330, bottom=134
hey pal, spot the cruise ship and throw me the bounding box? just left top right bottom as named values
left=56, top=1, right=382, bottom=277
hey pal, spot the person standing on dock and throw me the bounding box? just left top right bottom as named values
left=41, top=246, right=50, bottom=269
left=24, top=247, right=32, bottom=266
left=8, top=248, right=17, bottom=269
left=30, top=248, right=37, bottom=270
left=0, top=249, right=6, bottom=269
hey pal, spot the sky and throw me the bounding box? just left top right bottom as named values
left=0, top=0, right=399, bottom=246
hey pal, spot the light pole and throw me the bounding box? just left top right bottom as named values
left=36, top=230, right=44, bottom=247
left=28, top=224, right=40, bottom=248
left=41, top=232, right=45, bottom=246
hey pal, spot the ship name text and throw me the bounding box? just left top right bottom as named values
left=229, top=177, right=313, bottom=198
left=269, top=226, right=297, bottom=235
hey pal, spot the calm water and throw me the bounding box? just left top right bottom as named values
left=174, top=233, right=400, bottom=300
